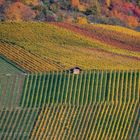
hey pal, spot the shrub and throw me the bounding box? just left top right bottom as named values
left=88, top=15, right=127, bottom=27
left=77, top=16, right=88, bottom=24
left=71, top=0, right=80, bottom=8
left=45, top=15, right=56, bottom=22
left=0, top=0, right=4, bottom=5
left=135, top=26, right=140, bottom=32
left=84, top=6, right=98, bottom=16
left=22, top=0, right=40, bottom=6
left=5, top=2, right=36, bottom=21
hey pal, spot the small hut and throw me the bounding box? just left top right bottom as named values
left=69, top=67, right=82, bottom=74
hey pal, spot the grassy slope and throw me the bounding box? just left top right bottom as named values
left=0, top=56, right=23, bottom=74
left=0, top=22, right=140, bottom=70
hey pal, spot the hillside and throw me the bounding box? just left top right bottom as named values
left=0, top=22, right=140, bottom=140
left=0, top=22, right=140, bottom=71
left=0, top=0, right=140, bottom=29
left=53, top=22, right=140, bottom=52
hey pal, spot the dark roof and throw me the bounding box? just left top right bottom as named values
left=64, top=67, right=82, bottom=73
left=70, top=66, right=81, bottom=70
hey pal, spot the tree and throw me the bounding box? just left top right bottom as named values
left=126, top=16, right=139, bottom=27
left=21, top=0, right=40, bottom=6
left=0, top=0, right=4, bottom=5
left=71, top=0, right=80, bottom=8
left=59, top=0, right=71, bottom=10
left=86, top=0, right=101, bottom=16
left=5, top=2, right=36, bottom=21
left=0, top=0, right=5, bottom=21
left=105, top=0, right=111, bottom=7
left=94, top=0, right=101, bottom=15
left=77, top=16, right=88, bottom=24
left=137, top=0, right=140, bottom=7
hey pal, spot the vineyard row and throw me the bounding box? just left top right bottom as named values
left=19, top=70, right=140, bottom=107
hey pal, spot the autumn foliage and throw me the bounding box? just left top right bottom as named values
left=71, top=0, right=80, bottom=8
left=5, top=2, right=35, bottom=21
left=126, top=16, right=139, bottom=27
left=77, top=16, right=88, bottom=24
left=22, top=0, right=39, bottom=6
left=0, top=0, right=4, bottom=5
left=105, top=0, right=111, bottom=8
left=123, top=2, right=140, bottom=17
left=0, top=0, right=139, bottom=28
left=112, top=9, right=139, bottom=27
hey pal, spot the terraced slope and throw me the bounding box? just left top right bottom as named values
left=0, top=22, right=140, bottom=70
left=0, top=22, right=140, bottom=140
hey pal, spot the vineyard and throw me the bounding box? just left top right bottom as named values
left=0, top=108, right=40, bottom=139
left=0, top=43, right=63, bottom=72
left=30, top=103, right=139, bottom=140
left=19, top=70, right=139, bottom=107
left=0, top=70, right=140, bottom=139
left=0, top=56, right=25, bottom=109
left=53, top=22, right=140, bottom=52
left=1, top=70, right=139, bottom=108
left=0, top=22, right=140, bottom=71
left=0, top=22, right=140, bottom=140
left=0, top=74, right=25, bottom=109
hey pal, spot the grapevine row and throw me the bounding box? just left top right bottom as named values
left=0, top=43, right=63, bottom=72
left=0, top=74, right=25, bottom=109
left=0, top=108, right=40, bottom=140
left=18, top=70, right=140, bottom=107
left=30, top=102, right=139, bottom=140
